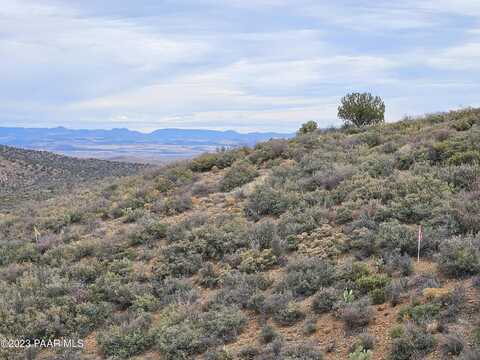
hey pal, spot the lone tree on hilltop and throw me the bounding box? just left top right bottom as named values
left=297, top=120, right=318, bottom=135
left=338, top=92, right=385, bottom=127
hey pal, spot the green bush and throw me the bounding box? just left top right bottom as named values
left=375, top=221, right=418, bottom=256
left=260, top=324, right=279, bottom=343
left=220, top=160, right=258, bottom=192
left=348, top=347, right=373, bottom=360
left=439, top=334, right=464, bottom=357
left=155, top=194, right=192, bottom=215
left=155, top=242, right=203, bottom=278
left=248, top=220, right=279, bottom=251
left=239, top=249, right=278, bottom=273
left=311, top=288, right=338, bottom=314
left=213, top=271, right=271, bottom=310
left=388, top=325, right=436, bottom=360
left=438, top=235, right=480, bottom=277
left=298, top=121, right=318, bottom=135
left=339, top=298, right=374, bottom=330
left=276, top=257, right=336, bottom=298
left=200, top=305, right=247, bottom=343
left=369, top=288, right=386, bottom=305
left=97, top=312, right=153, bottom=359
left=262, top=293, right=305, bottom=326
left=245, top=184, right=297, bottom=220
left=303, top=317, right=317, bottom=335
left=355, top=274, right=390, bottom=296
left=155, top=305, right=246, bottom=359
left=282, top=343, right=324, bottom=360
left=398, top=303, right=441, bottom=325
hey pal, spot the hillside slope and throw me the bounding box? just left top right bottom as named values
left=1, top=109, right=480, bottom=360
left=0, top=145, right=147, bottom=209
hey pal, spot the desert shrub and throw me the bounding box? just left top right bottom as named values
left=127, top=220, right=167, bottom=247
left=122, top=208, right=145, bottom=223
left=398, top=303, right=441, bottom=325
left=369, top=288, right=386, bottom=305
left=153, top=278, right=199, bottom=307
left=68, top=258, right=103, bottom=283
left=238, top=346, right=260, bottom=359
left=248, top=139, right=289, bottom=164
left=213, top=271, right=271, bottom=310
left=220, top=160, right=258, bottom=192
left=406, top=274, right=440, bottom=294
left=155, top=194, right=192, bottom=215
left=363, top=156, right=394, bottom=178
left=439, top=286, right=465, bottom=322
left=385, top=279, right=405, bottom=306
left=384, top=252, right=413, bottom=276
left=191, top=180, right=218, bottom=196
left=273, top=300, right=305, bottom=326
left=205, top=348, right=234, bottom=360
left=438, top=164, right=480, bottom=191
left=303, top=317, right=317, bottom=335
left=262, top=293, right=305, bottom=326
left=200, top=305, right=247, bottom=344
left=348, top=347, right=373, bottom=360
left=189, top=153, right=230, bottom=172
left=439, top=333, right=464, bottom=356
left=97, top=312, right=153, bottom=359
left=355, top=333, right=375, bottom=351
left=155, top=312, right=206, bottom=359
left=239, top=249, right=278, bottom=273
left=260, top=325, right=279, bottom=344
left=473, top=327, right=480, bottom=346
left=473, top=276, right=480, bottom=288
left=192, top=221, right=249, bottom=261
left=311, top=288, right=338, bottom=314
left=277, top=207, right=322, bottom=238
left=248, top=220, right=278, bottom=251
left=460, top=349, right=480, bottom=360
left=375, top=221, right=418, bottom=256
left=298, top=163, right=353, bottom=192
left=444, top=192, right=480, bottom=235
left=90, top=272, right=142, bottom=308
left=131, top=294, right=160, bottom=312
left=355, top=274, right=390, bottom=295
left=282, top=343, right=324, bottom=360
left=452, top=117, right=474, bottom=131
left=155, top=305, right=246, bottom=359
left=449, top=151, right=480, bottom=166
left=339, top=261, right=371, bottom=283
left=245, top=184, right=297, bottom=220
left=339, top=298, right=374, bottom=331
left=388, top=324, right=436, bottom=360
left=198, top=262, right=221, bottom=288
left=437, top=235, right=480, bottom=277
left=275, top=257, right=336, bottom=298
left=155, top=242, right=203, bottom=278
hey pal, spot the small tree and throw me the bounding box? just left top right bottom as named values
left=297, top=120, right=318, bottom=135
left=338, top=93, right=385, bottom=127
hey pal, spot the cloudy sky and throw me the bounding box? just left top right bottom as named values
left=1, top=0, right=479, bottom=132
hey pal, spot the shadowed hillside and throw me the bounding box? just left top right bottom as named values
left=0, top=145, right=148, bottom=209
left=1, top=108, right=480, bottom=359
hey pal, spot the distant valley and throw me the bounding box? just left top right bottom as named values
left=0, top=127, right=293, bottom=164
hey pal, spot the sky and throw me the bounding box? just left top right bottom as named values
left=1, top=0, right=480, bottom=133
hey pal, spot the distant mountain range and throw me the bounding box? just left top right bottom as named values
left=0, top=127, right=293, bottom=163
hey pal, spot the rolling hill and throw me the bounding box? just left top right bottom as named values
left=1, top=108, right=480, bottom=359
left=0, top=145, right=148, bottom=209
